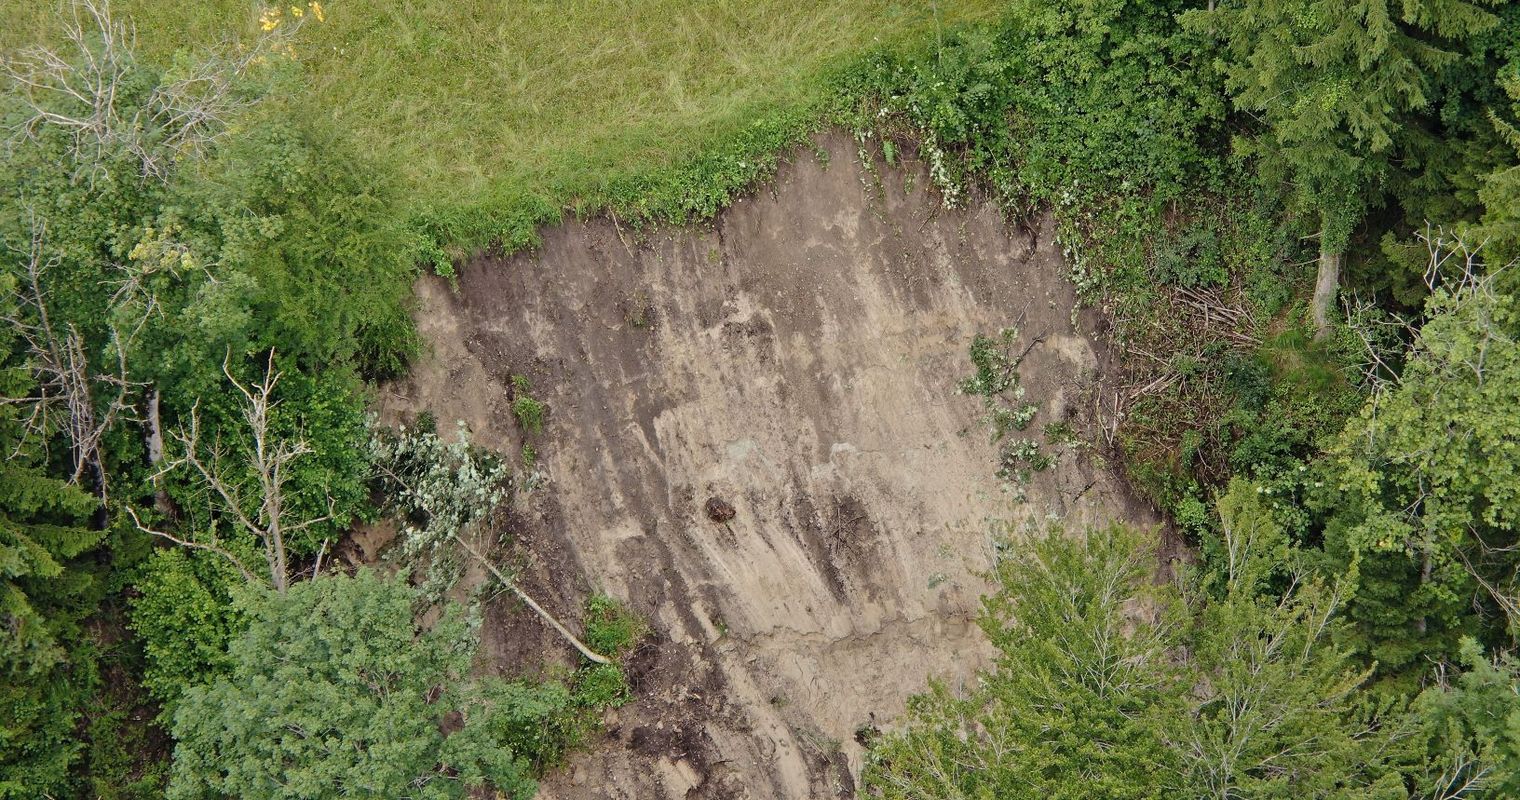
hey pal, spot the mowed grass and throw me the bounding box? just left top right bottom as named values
left=5, top=0, right=1000, bottom=243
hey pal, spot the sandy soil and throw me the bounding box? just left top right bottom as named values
left=378, top=132, right=1156, bottom=799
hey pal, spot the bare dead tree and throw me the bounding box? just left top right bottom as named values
left=0, top=0, right=291, bottom=182
left=1, top=213, right=145, bottom=501
left=130, top=350, right=334, bottom=592
left=1418, top=225, right=1488, bottom=295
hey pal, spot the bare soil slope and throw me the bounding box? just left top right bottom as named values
left=379, top=133, right=1155, bottom=798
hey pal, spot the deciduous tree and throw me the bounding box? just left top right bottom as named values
left=1319, top=243, right=1520, bottom=671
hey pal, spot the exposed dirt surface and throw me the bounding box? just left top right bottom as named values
left=379, top=132, right=1158, bottom=799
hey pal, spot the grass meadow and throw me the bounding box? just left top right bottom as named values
left=5, top=0, right=1001, bottom=243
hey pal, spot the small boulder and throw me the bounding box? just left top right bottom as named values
left=704, top=497, right=736, bottom=522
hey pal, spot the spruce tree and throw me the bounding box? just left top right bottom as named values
left=1196, top=0, right=1499, bottom=336
left=0, top=284, right=106, bottom=797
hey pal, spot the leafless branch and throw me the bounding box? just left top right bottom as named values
left=138, top=349, right=333, bottom=591
left=453, top=534, right=612, bottom=665
left=2, top=211, right=146, bottom=500
left=1417, top=225, right=1485, bottom=294
left=124, top=505, right=259, bottom=585
left=0, top=0, right=295, bottom=182
left=1340, top=289, right=1417, bottom=391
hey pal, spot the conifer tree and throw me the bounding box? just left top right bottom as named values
left=1197, top=0, right=1499, bottom=336
left=0, top=283, right=105, bottom=797
left=1477, top=56, right=1520, bottom=263
left=168, top=571, right=564, bottom=800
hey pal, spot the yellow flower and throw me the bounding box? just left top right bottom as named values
left=259, top=7, right=281, bottom=31
left=290, top=5, right=302, bottom=17
left=309, top=1, right=324, bottom=22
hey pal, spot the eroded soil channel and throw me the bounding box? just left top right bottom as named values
left=379, top=133, right=1154, bottom=799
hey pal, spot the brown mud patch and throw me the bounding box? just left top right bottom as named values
left=379, top=132, right=1157, bottom=798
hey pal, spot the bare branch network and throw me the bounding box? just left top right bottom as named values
left=0, top=0, right=293, bottom=182
left=132, top=350, right=335, bottom=593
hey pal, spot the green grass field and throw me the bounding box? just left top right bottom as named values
left=6, top=0, right=999, bottom=244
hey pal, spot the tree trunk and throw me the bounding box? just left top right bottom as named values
left=454, top=536, right=612, bottom=665
left=1311, top=243, right=1340, bottom=340
left=1415, top=547, right=1433, bottom=636
left=146, top=387, right=175, bottom=516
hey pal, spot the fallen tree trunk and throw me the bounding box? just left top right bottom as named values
left=453, top=535, right=611, bottom=665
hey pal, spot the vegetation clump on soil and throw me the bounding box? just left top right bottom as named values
left=2, top=0, right=1519, bottom=796
left=958, top=327, right=1049, bottom=494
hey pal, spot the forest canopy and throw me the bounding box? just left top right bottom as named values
left=2, top=0, right=1518, bottom=797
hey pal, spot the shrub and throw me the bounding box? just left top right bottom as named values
left=583, top=594, right=648, bottom=659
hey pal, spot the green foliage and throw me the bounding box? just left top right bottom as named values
left=1195, top=0, right=1500, bottom=253
left=81, top=705, right=170, bottom=800
left=958, top=329, right=1050, bottom=494
left=959, top=329, right=1026, bottom=399
left=837, top=0, right=1225, bottom=206
left=0, top=304, right=105, bottom=797
left=1415, top=638, right=1520, bottom=796
left=77, top=633, right=173, bottom=800
left=156, top=115, right=419, bottom=382
left=466, top=679, right=583, bottom=773
left=368, top=421, right=510, bottom=555
left=127, top=549, right=248, bottom=708
left=1477, top=45, right=1520, bottom=264
left=582, top=594, right=649, bottom=660
left=0, top=463, right=103, bottom=797
left=367, top=420, right=511, bottom=601
left=0, top=18, right=420, bottom=788
left=995, top=438, right=1051, bottom=487
left=0, top=466, right=101, bottom=679
left=161, top=362, right=375, bottom=560
left=0, top=17, right=411, bottom=555
left=167, top=571, right=568, bottom=800
left=1317, top=275, right=1520, bottom=672
left=1119, top=319, right=1360, bottom=522
left=508, top=375, right=547, bottom=434
left=571, top=664, right=632, bottom=711
left=866, top=525, right=1181, bottom=799
left=1152, top=219, right=1227, bottom=288
left=1182, top=482, right=1411, bottom=797
left=867, top=521, right=1416, bottom=798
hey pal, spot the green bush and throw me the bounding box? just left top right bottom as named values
left=572, top=664, right=633, bottom=711
left=835, top=0, right=1225, bottom=207
left=583, top=594, right=649, bottom=659
left=127, top=549, right=249, bottom=708
left=469, top=679, right=585, bottom=771
left=511, top=396, right=547, bottom=435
